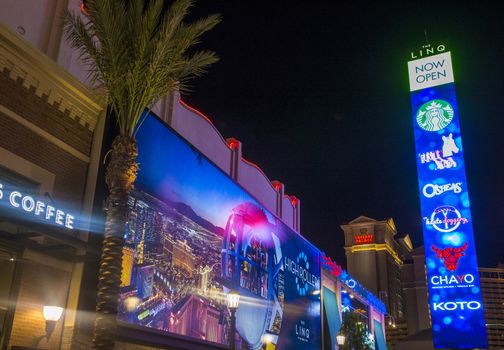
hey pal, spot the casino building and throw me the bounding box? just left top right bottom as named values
left=479, top=265, right=504, bottom=349
left=340, top=216, right=417, bottom=348
left=342, top=215, right=503, bottom=350
left=0, top=2, right=387, bottom=349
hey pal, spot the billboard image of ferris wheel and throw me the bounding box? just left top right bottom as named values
left=116, top=114, right=322, bottom=350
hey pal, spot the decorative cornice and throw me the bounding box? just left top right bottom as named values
left=344, top=243, right=403, bottom=265
left=0, top=23, right=104, bottom=131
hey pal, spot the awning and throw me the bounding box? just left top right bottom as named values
left=323, top=286, right=341, bottom=350
left=374, top=319, right=387, bottom=350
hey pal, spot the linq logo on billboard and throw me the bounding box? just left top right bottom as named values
left=408, top=51, right=454, bottom=91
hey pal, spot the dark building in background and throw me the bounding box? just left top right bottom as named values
left=340, top=216, right=429, bottom=349
left=400, top=246, right=430, bottom=337
left=479, top=265, right=504, bottom=349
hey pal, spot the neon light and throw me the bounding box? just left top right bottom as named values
left=422, top=182, right=462, bottom=198
left=179, top=98, right=215, bottom=125
left=0, top=182, right=75, bottom=229
left=432, top=243, right=468, bottom=271
left=408, top=47, right=487, bottom=348
left=416, top=100, right=454, bottom=131
left=321, top=253, right=342, bottom=277
left=354, top=233, right=373, bottom=244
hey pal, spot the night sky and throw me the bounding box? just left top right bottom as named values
left=183, top=1, right=504, bottom=267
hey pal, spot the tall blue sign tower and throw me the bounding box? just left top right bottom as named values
left=408, top=45, right=488, bottom=349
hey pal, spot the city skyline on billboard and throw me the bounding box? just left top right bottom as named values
left=117, top=114, right=322, bottom=349
left=408, top=47, right=488, bottom=349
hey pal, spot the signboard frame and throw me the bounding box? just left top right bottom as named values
left=408, top=47, right=488, bottom=349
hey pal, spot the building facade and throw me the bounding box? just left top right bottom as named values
left=340, top=216, right=411, bottom=323
left=343, top=215, right=503, bottom=350
left=0, top=18, right=104, bottom=349
left=1, top=2, right=387, bottom=349
left=341, top=216, right=437, bottom=348
left=479, top=265, right=504, bottom=349
left=400, top=246, right=430, bottom=336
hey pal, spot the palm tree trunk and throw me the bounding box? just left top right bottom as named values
left=92, top=134, right=138, bottom=350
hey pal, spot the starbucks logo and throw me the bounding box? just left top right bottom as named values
left=416, top=99, right=454, bottom=132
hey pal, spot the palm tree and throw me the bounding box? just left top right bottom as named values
left=339, top=312, right=374, bottom=350
left=63, top=1, right=220, bottom=348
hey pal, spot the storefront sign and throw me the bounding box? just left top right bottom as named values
left=408, top=47, right=487, bottom=348
left=422, top=182, right=462, bottom=198
left=0, top=182, right=74, bottom=229
left=408, top=51, right=454, bottom=91
left=354, top=233, right=374, bottom=244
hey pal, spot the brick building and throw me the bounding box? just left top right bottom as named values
left=0, top=19, right=104, bottom=349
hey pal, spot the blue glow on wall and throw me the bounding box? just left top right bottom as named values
left=409, top=51, right=488, bottom=349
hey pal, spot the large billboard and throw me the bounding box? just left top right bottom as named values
left=117, top=114, right=321, bottom=349
left=408, top=46, right=487, bottom=348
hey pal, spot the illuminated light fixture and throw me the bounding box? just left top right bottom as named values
left=336, top=333, right=346, bottom=346
left=386, top=315, right=396, bottom=329
left=34, top=306, right=64, bottom=348
left=43, top=306, right=63, bottom=322
left=124, top=296, right=141, bottom=312
left=347, top=244, right=402, bottom=265
left=227, top=290, right=240, bottom=311
left=261, top=333, right=274, bottom=344
left=227, top=138, right=240, bottom=150
left=226, top=290, right=240, bottom=350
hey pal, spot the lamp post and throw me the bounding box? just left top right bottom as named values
left=336, top=332, right=346, bottom=348
left=226, top=290, right=240, bottom=350
left=386, top=314, right=396, bottom=328
left=33, top=305, right=64, bottom=349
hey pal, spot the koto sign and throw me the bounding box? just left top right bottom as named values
left=408, top=46, right=487, bottom=349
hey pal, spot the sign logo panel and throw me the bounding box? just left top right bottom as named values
left=408, top=51, right=454, bottom=91
left=408, top=50, right=487, bottom=349
left=416, top=99, right=454, bottom=131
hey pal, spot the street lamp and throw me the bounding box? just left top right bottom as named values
left=336, top=332, right=346, bottom=347
left=227, top=290, right=240, bottom=350
left=34, top=305, right=64, bottom=348
left=386, top=314, right=396, bottom=328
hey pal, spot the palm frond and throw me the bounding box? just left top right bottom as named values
left=63, top=0, right=220, bottom=136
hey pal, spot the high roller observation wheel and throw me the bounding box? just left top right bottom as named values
left=221, top=202, right=284, bottom=350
